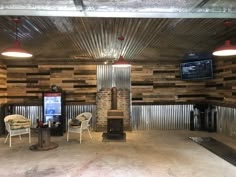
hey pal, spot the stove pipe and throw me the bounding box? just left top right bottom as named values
left=111, top=87, right=117, bottom=110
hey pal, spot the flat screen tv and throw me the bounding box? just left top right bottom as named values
left=180, top=59, right=213, bottom=80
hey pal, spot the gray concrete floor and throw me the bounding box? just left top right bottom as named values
left=0, top=130, right=235, bottom=177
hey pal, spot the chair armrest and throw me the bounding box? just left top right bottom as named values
left=5, top=122, right=11, bottom=132
left=68, top=119, right=72, bottom=128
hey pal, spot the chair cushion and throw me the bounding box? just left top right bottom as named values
left=69, top=113, right=88, bottom=128
left=70, top=118, right=81, bottom=126
left=76, top=114, right=88, bottom=121
left=5, top=114, right=31, bottom=130
left=10, top=124, right=30, bottom=130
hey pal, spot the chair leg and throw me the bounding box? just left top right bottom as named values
left=80, top=131, right=82, bottom=144
left=29, top=132, right=31, bottom=144
left=9, top=135, right=11, bottom=147
left=87, top=129, right=92, bottom=139
left=19, top=135, right=22, bottom=140
left=4, top=133, right=9, bottom=144
left=67, top=131, right=69, bottom=142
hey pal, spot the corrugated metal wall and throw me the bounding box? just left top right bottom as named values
left=3, top=104, right=236, bottom=135
left=131, top=105, right=236, bottom=133
left=112, top=67, right=131, bottom=89
left=9, top=105, right=96, bottom=129
left=97, top=65, right=113, bottom=90
left=65, top=105, right=96, bottom=130
left=8, top=104, right=192, bottom=130
left=216, top=106, right=236, bottom=137
left=97, top=65, right=131, bottom=90
left=13, top=106, right=42, bottom=128
left=132, top=105, right=193, bottom=130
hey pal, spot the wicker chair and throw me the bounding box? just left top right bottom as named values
left=4, top=114, right=31, bottom=147
left=67, top=112, right=92, bottom=144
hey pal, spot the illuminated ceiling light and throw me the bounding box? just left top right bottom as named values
left=113, top=55, right=130, bottom=67
left=213, top=21, right=236, bottom=57
left=212, top=40, right=236, bottom=56
left=1, top=40, right=33, bottom=57
left=1, top=18, right=32, bottom=58
left=112, top=36, right=130, bottom=67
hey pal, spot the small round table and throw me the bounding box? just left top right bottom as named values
left=30, top=127, right=58, bottom=151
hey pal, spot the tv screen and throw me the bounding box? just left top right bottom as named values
left=180, top=59, right=213, bottom=80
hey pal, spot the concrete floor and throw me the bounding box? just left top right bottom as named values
left=0, top=130, right=235, bottom=177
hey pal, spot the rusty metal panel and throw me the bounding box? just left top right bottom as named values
left=216, top=106, right=236, bottom=137
left=131, top=104, right=193, bottom=130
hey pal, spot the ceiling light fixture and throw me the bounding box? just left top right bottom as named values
left=113, top=55, right=131, bottom=67
left=212, top=21, right=236, bottom=57
left=112, top=36, right=130, bottom=67
left=1, top=18, right=32, bottom=58
left=212, top=40, right=236, bottom=56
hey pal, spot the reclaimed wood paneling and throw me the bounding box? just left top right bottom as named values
left=6, top=64, right=97, bottom=104
left=131, top=58, right=236, bottom=106
left=208, top=58, right=236, bottom=105
left=0, top=64, right=7, bottom=104
left=131, top=64, right=209, bottom=104
left=3, top=57, right=236, bottom=107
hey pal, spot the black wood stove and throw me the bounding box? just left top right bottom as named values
left=107, top=110, right=124, bottom=139
left=106, top=87, right=125, bottom=140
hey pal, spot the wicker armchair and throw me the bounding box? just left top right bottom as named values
left=67, top=112, right=92, bottom=144
left=4, top=114, right=31, bottom=147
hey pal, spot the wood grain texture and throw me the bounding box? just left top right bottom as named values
left=131, top=58, right=236, bottom=105
left=6, top=64, right=97, bottom=104
left=2, top=57, right=236, bottom=107
left=131, top=62, right=215, bottom=104
left=0, top=64, right=7, bottom=104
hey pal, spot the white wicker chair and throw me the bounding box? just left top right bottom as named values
left=67, top=112, right=92, bottom=144
left=4, top=114, right=31, bottom=147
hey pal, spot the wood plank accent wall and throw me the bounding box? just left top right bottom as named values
left=0, top=64, right=7, bottom=104
left=131, top=59, right=236, bottom=106
left=207, top=58, right=236, bottom=105
left=4, top=58, right=236, bottom=106
left=6, top=64, right=97, bottom=104
left=131, top=63, right=209, bottom=104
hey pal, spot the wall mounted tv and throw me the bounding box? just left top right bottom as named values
left=180, top=59, right=213, bottom=80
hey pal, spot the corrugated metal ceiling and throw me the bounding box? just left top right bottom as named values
left=0, top=0, right=236, bottom=64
